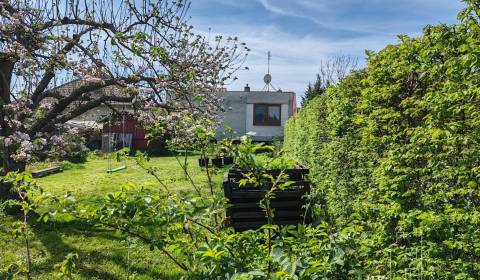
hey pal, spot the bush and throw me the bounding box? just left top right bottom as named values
left=59, top=134, right=89, bottom=163
left=188, top=224, right=364, bottom=279
left=284, top=5, right=480, bottom=277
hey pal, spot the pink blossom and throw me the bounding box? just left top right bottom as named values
left=4, top=138, right=13, bottom=147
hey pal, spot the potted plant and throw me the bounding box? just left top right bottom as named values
left=215, top=128, right=238, bottom=166
left=198, top=157, right=209, bottom=167
left=215, top=138, right=234, bottom=165
left=223, top=138, right=311, bottom=231
left=212, top=138, right=238, bottom=168
left=198, top=136, right=218, bottom=168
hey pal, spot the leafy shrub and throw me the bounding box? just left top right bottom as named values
left=233, top=137, right=294, bottom=172
left=284, top=3, right=480, bottom=277
left=58, top=161, right=77, bottom=171
left=255, top=154, right=295, bottom=171
left=48, top=130, right=89, bottom=164
left=188, top=224, right=364, bottom=280
left=60, top=134, right=89, bottom=163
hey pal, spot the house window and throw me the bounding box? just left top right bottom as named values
left=253, top=104, right=281, bottom=126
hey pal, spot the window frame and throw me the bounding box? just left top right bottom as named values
left=253, top=103, right=282, bottom=126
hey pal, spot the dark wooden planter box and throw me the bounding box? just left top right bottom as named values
left=212, top=158, right=224, bottom=168
left=198, top=158, right=209, bottom=167
left=222, top=156, right=234, bottom=165
left=223, top=164, right=311, bottom=231
left=254, top=147, right=273, bottom=154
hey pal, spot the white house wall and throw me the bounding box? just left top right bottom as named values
left=216, top=92, right=247, bottom=139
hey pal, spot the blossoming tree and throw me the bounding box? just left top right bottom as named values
left=0, top=0, right=247, bottom=198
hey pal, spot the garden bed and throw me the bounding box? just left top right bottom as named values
left=223, top=164, right=311, bottom=231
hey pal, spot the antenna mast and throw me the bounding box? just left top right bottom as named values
left=267, top=51, right=271, bottom=76
left=263, top=51, right=277, bottom=92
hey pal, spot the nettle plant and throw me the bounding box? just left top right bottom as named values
left=230, top=137, right=296, bottom=187
left=235, top=138, right=293, bottom=170
left=192, top=223, right=365, bottom=280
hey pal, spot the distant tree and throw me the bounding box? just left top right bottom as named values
left=301, top=74, right=325, bottom=107
left=301, top=55, right=358, bottom=107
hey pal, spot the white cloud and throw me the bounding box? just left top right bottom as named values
left=255, top=0, right=463, bottom=36
left=190, top=0, right=463, bottom=103
left=256, top=0, right=294, bottom=17
left=195, top=24, right=394, bottom=96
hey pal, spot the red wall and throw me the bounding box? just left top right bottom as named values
left=104, top=120, right=148, bottom=149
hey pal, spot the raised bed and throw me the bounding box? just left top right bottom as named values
left=31, top=166, right=62, bottom=178
left=223, top=164, right=311, bottom=231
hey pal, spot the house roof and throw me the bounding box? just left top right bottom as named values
left=223, top=90, right=295, bottom=94
left=220, top=90, right=296, bottom=104
left=66, top=120, right=104, bottom=129
left=43, top=78, right=134, bottom=106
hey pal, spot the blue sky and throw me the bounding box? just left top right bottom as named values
left=188, top=0, right=465, bottom=99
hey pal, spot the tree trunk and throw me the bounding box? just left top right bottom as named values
left=0, top=145, right=26, bottom=201
left=1, top=54, right=18, bottom=201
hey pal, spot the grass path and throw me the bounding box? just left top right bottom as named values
left=1, top=155, right=225, bottom=279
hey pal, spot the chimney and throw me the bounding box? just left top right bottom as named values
left=244, top=84, right=250, bottom=92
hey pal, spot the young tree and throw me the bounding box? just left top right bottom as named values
left=301, top=55, right=358, bottom=107
left=0, top=0, right=247, bottom=199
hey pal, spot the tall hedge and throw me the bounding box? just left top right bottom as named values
left=285, top=2, right=480, bottom=277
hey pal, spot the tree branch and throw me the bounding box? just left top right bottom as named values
left=31, top=27, right=98, bottom=105
left=29, top=79, right=116, bottom=135
left=55, top=95, right=133, bottom=124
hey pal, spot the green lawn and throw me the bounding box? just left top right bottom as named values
left=1, top=155, right=225, bottom=279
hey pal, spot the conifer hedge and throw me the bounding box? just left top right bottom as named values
left=284, top=2, right=480, bottom=276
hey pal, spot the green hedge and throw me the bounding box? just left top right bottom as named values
left=284, top=4, right=480, bottom=277
left=285, top=71, right=367, bottom=226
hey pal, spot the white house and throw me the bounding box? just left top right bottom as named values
left=216, top=85, right=297, bottom=141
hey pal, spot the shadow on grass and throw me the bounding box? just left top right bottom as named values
left=30, top=219, right=182, bottom=279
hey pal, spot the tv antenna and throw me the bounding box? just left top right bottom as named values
left=263, top=51, right=277, bottom=92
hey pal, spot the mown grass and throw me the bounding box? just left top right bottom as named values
left=1, top=154, right=225, bottom=279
